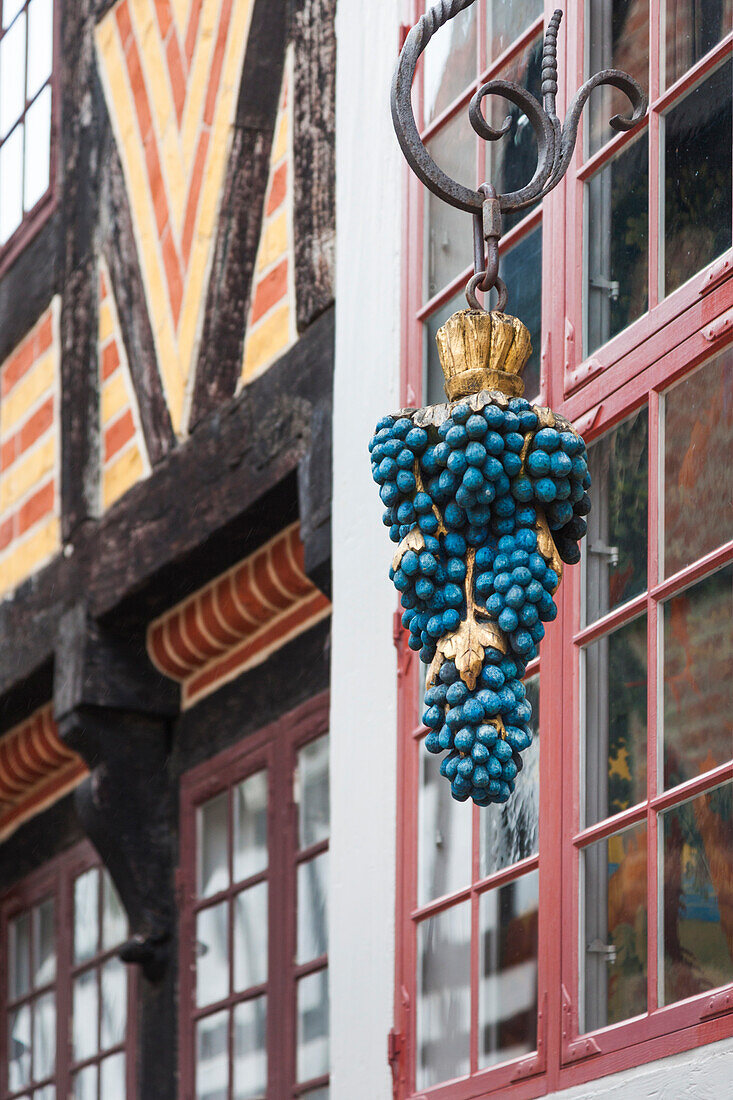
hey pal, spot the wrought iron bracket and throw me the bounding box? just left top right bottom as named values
left=391, top=2, right=647, bottom=307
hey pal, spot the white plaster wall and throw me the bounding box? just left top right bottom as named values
left=330, top=0, right=403, bottom=1097
left=550, top=1037, right=733, bottom=1099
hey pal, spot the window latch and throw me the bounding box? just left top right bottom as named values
left=589, top=275, right=620, bottom=302
left=588, top=541, right=619, bottom=568
left=587, top=938, right=617, bottom=964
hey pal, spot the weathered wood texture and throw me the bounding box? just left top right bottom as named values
left=293, top=0, right=337, bottom=331
left=189, top=0, right=288, bottom=427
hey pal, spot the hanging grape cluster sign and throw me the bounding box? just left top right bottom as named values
left=369, top=309, right=591, bottom=806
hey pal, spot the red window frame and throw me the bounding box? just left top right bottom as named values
left=394, top=2, right=733, bottom=1096
left=0, top=839, right=138, bottom=1099
left=178, top=692, right=330, bottom=1100
left=0, top=0, right=60, bottom=279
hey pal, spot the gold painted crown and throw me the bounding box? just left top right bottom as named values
left=435, top=310, right=532, bottom=400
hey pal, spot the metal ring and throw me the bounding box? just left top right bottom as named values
left=466, top=272, right=508, bottom=313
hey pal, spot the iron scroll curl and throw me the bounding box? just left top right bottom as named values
left=390, top=2, right=648, bottom=217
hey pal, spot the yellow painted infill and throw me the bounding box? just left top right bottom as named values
left=257, top=209, right=288, bottom=274
left=242, top=303, right=290, bottom=384
left=0, top=516, right=59, bottom=596
left=99, top=299, right=116, bottom=344
left=272, top=108, right=288, bottom=163
left=0, top=437, right=55, bottom=512
left=0, top=352, right=55, bottom=434
left=101, top=370, right=129, bottom=426
left=103, top=444, right=145, bottom=510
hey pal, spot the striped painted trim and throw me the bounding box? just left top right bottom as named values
left=147, top=523, right=330, bottom=707
left=0, top=705, right=86, bottom=841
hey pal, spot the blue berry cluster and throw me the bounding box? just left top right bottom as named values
left=369, top=395, right=591, bottom=806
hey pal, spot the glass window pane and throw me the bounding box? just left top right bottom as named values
left=296, top=969, right=329, bottom=1083
left=584, top=407, right=648, bottom=624
left=0, top=13, right=26, bottom=137
left=664, top=0, right=733, bottom=89
left=34, top=1086, right=55, bottom=1100
left=299, top=735, right=329, bottom=849
left=485, top=33, right=543, bottom=233
left=9, top=910, right=31, bottom=999
left=99, top=1053, right=126, bottom=1100
left=74, top=867, right=100, bottom=963
left=26, top=0, right=53, bottom=100
left=583, top=822, right=647, bottom=1030
left=586, top=137, right=649, bottom=355
left=481, top=674, right=539, bottom=877
left=663, top=60, right=732, bottom=296
left=23, top=83, right=51, bottom=212
left=2, top=0, right=25, bottom=28
left=418, top=744, right=472, bottom=906
left=586, top=0, right=649, bottom=156
left=196, top=1009, right=229, bottom=1100
left=423, top=1, right=476, bottom=125
left=425, top=113, right=476, bottom=299
left=73, top=968, right=99, bottom=1061
left=100, top=956, right=127, bottom=1049
left=32, top=991, right=55, bottom=1080
left=0, top=121, right=24, bottom=244
left=486, top=0, right=542, bottom=64
left=489, top=225, right=541, bottom=399
left=72, top=1065, right=97, bottom=1100
left=663, top=353, right=733, bottom=577
left=584, top=616, right=648, bottom=826
left=197, top=901, right=229, bottom=1007
left=297, top=851, right=328, bottom=963
left=233, top=882, right=268, bottom=992
left=8, top=1003, right=31, bottom=1091
left=425, top=291, right=462, bottom=406
left=301, top=1089, right=328, bottom=1100
left=663, top=566, right=733, bottom=790
left=102, top=871, right=127, bottom=950
left=233, top=772, right=268, bottom=883
left=479, top=871, right=538, bottom=1068
left=416, top=903, right=471, bottom=1089
left=198, top=791, right=229, bottom=898
left=662, top=782, right=733, bottom=1005
left=233, top=996, right=267, bottom=1100
left=33, top=898, right=55, bottom=988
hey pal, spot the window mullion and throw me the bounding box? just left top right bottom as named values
left=646, top=387, right=662, bottom=1013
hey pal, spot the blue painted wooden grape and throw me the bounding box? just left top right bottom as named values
left=369, top=393, right=590, bottom=806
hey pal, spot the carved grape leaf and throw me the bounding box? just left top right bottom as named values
left=392, top=527, right=426, bottom=573
left=427, top=614, right=506, bottom=690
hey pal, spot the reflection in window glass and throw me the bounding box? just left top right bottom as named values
left=297, top=969, right=329, bottom=1083
left=233, top=883, right=268, bottom=992
left=233, top=996, right=267, bottom=1100
left=584, top=616, right=648, bottom=826
left=664, top=0, right=733, bottom=88
left=584, top=408, right=648, bottom=624
left=586, top=0, right=649, bottom=156
left=33, top=990, right=55, bottom=1078
left=664, top=60, right=732, bottom=296
left=0, top=14, right=26, bottom=137
left=664, top=353, right=733, bottom=577
left=0, top=123, right=24, bottom=244
left=479, top=872, right=538, bottom=1068
left=198, top=792, right=229, bottom=898
left=299, top=735, right=330, bottom=849
left=586, top=138, right=648, bottom=354
left=419, top=745, right=472, bottom=906
left=663, top=566, right=733, bottom=790
left=425, top=292, right=462, bottom=406
left=481, top=675, right=539, bottom=878
left=233, top=771, right=268, bottom=883
left=583, top=822, right=647, bottom=1031
left=100, top=1052, right=126, bottom=1100
left=196, top=1009, right=228, bottom=1100
left=8, top=1003, right=31, bottom=1090
left=24, top=85, right=52, bottom=212
left=26, top=0, right=54, bottom=101
left=73, top=969, right=98, bottom=1061
left=423, top=1, right=477, bottom=125
left=197, top=902, right=229, bottom=1007
left=416, top=903, right=471, bottom=1089
left=490, top=225, right=541, bottom=398
left=9, top=910, right=31, bottom=999
left=34, top=899, right=55, bottom=987
left=298, top=851, right=329, bottom=963
left=425, top=114, right=476, bottom=299
left=662, top=782, right=733, bottom=1005
left=73, top=1064, right=97, bottom=1100
left=74, top=868, right=100, bottom=963
left=100, top=958, right=127, bottom=1050
left=485, top=0, right=542, bottom=63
